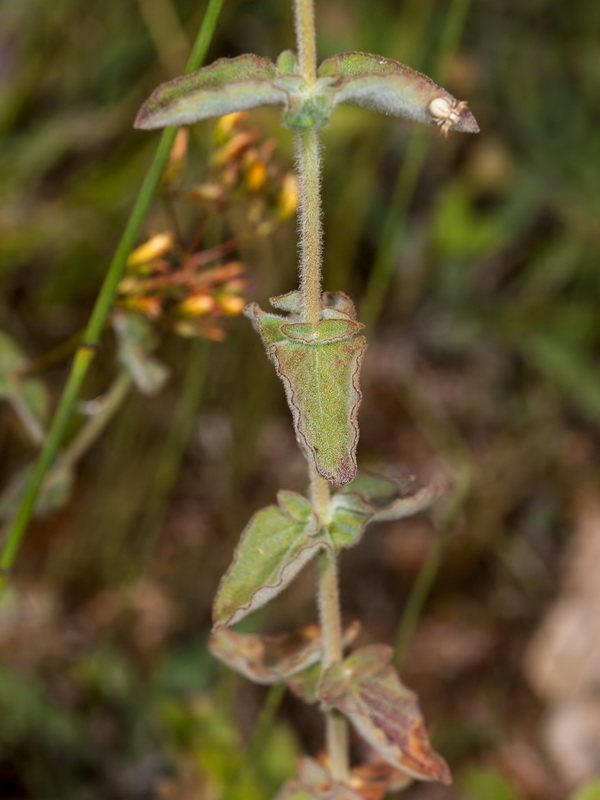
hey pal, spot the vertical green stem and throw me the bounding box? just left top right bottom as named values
left=295, top=128, right=323, bottom=326
left=310, top=468, right=349, bottom=782
left=293, top=0, right=317, bottom=82
left=0, top=0, right=225, bottom=587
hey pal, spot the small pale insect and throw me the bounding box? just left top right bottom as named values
left=428, top=96, right=469, bottom=140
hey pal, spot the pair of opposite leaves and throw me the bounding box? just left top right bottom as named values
left=135, top=49, right=478, bottom=488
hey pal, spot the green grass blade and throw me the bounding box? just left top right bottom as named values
left=0, top=0, right=226, bottom=588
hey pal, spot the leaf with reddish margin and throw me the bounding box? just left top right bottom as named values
left=275, top=758, right=364, bottom=800
left=135, top=55, right=286, bottom=129
left=275, top=757, right=412, bottom=800
left=244, top=296, right=366, bottom=486
left=209, top=621, right=360, bottom=685
left=318, top=645, right=451, bottom=785
left=212, top=490, right=320, bottom=627
left=317, top=51, right=479, bottom=135
left=350, top=760, right=412, bottom=799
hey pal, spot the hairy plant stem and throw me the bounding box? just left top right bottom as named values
left=310, top=468, right=349, bottom=781
left=293, top=0, right=317, bottom=82
left=295, top=128, right=323, bottom=326
left=295, top=0, right=348, bottom=778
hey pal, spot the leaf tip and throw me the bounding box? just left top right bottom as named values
left=429, top=96, right=479, bottom=138
left=133, top=103, right=154, bottom=130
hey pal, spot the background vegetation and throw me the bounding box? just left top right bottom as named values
left=1, top=0, right=600, bottom=797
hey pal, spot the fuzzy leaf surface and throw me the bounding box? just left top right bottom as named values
left=135, top=55, right=286, bottom=129
left=318, top=52, right=479, bottom=134
left=113, top=313, right=169, bottom=395
left=213, top=491, right=320, bottom=627
left=319, top=645, right=451, bottom=785
left=285, top=663, right=322, bottom=704
left=245, top=297, right=366, bottom=486
left=0, top=331, right=47, bottom=444
left=210, top=621, right=360, bottom=685
left=327, top=492, right=374, bottom=550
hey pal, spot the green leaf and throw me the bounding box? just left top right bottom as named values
left=317, top=52, right=479, bottom=135
left=284, top=663, right=322, bottom=705
left=213, top=491, right=321, bottom=627
left=460, top=769, right=522, bottom=800
left=135, top=50, right=479, bottom=135
left=0, top=331, right=47, bottom=444
left=113, top=312, right=169, bottom=395
left=209, top=621, right=360, bottom=685
left=571, top=781, right=600, bottom=800
left=135, top=54, right=286, bottom=129
left=327, top=492, right=374, bottom=550
left=245, top=295, right=366, bottom=486
left=319, top=645, right=451, bottom=785
left=339, top=471, right=398, bottom=506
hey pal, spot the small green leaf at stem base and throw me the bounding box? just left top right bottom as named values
left=318, top=645, right=451, bottom=785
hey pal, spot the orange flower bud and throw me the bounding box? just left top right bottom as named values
left=246, top=161, right=267, bottom=192
left=128, top=233, right=173, bottom=267
left=215, top=112, right=247, bottom=141
left=189, top=183, right=226, bottom=203
left=279, top=173, right=299, bottom=219
left=178, top=292, right=215, bottom=316
left=218, top=294, right=246, bottom=315
left=124, top=295, right=162, bottom=318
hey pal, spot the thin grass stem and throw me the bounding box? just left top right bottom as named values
left=0, top=0, right=226, bottom=588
